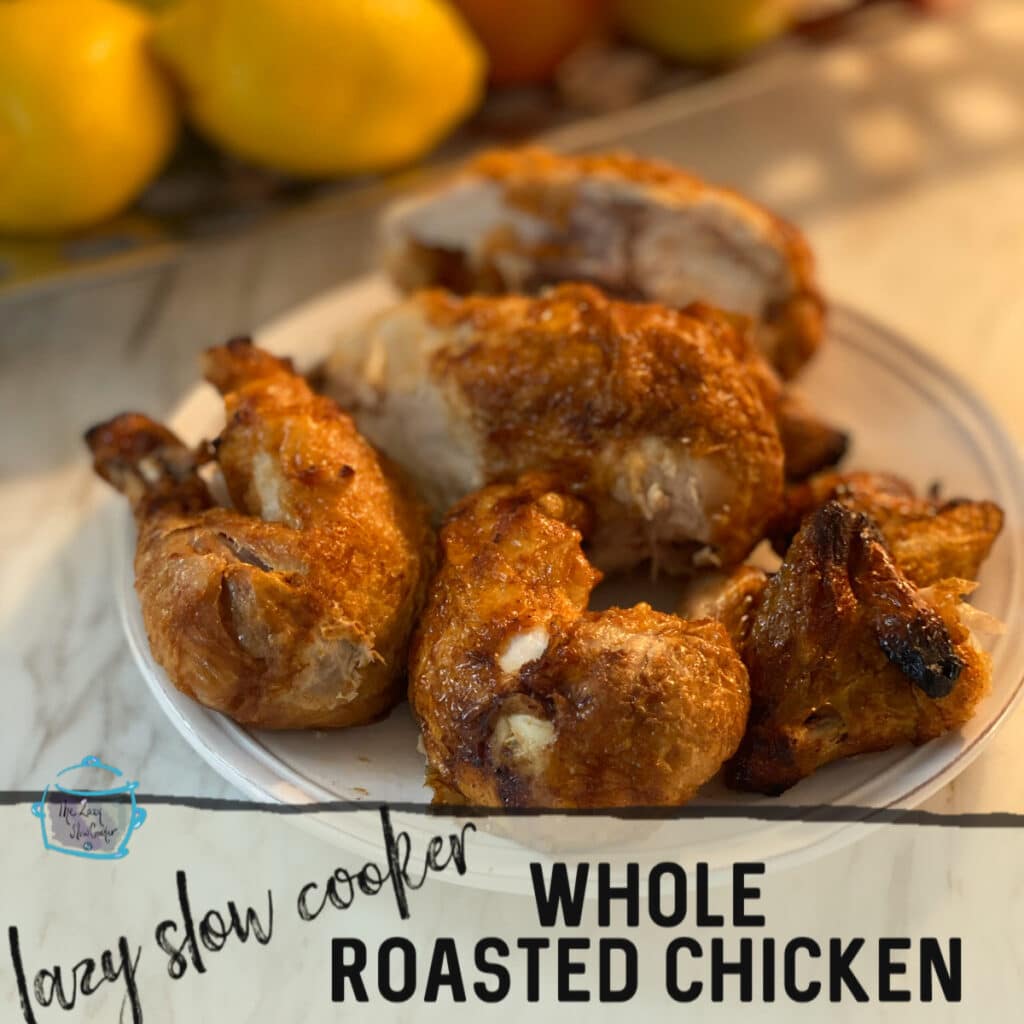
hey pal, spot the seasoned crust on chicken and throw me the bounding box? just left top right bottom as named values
left=713, top=315, right=847, bottom=481
left=327, top=284, right=785, bottom=574
left=382, top=146, right=824, bottom=377
left=682, top=502, right=992, bottom=795
left=680, top=564, right=769, bottom=654
left=770, top=471, right=1003, bottom=586
left=409, top=476, right=750, bottom=808
left=86, top=339, right=434, bottom=730
left=774, top=391, right=848, bottom=482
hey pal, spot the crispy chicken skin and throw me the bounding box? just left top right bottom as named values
left=774, top=391, right=848, bottom=482
left=382, top=146, right=824, bottom=377
left=85, top=339, right=434, bottom=729
left=409, top=476, right=750, bottom=808
left=770, top=471, right=1003, bottom=586
left=327, top=284, right=785, bottom=574
left=713, top=313, right=846, bottom=481
left=680, top=564, right=769, bottom=653
left=681, top=502, right=992, bottom=795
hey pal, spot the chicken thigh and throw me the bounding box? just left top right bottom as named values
left=410, top=475, right=750, bottom=808
left=326, top=283, right=785, bottom=575
left=86, top=339, right=434, bottom=729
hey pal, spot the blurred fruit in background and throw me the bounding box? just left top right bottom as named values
left=451, top=0, right=607, bottom=85
left=0, top=0, right=966, bottom=251
left=152, top=0, right=486, bottom=178
left=614, top=0, right=799, bottom=64
left=0, top=0, right=178, bottom=237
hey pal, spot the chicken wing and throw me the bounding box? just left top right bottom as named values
left=682, top=501, right=992, bottom=795
left=770, top=470, right=1003, bottom=586
left=382, top=146, right=824, bottom=378
left=86, top=339, right=434, bottom=729
left=410, top=476, right=750, bottom=808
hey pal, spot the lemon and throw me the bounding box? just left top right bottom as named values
left=0, top=0, right=178, bottom=237
left=615, top=0, right=797, bottom=64
left=153, top=0, right=486, bottom=178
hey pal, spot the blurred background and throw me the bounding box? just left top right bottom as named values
left=0, top=0, right=975, bottom=296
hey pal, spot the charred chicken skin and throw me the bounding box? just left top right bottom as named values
left=327, top=283, right=785, bottom=575
left=86, top=339, right=434, bottom=729
left=681, top=501, right=993, bottom=795
left=382, top=146, right=824, bottom=378
left=770, top=471, right=1004, bottom=586
left=410, top=476, right=750, bottom=808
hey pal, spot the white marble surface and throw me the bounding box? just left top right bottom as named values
left=2, top=3, right=1024, bottom=1018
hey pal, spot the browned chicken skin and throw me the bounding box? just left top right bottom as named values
left=327, top=283, right=785, bottom=575
left=383, top=146, right=824, bottom=378
left=682, top=501, right=993, bottom=795
left=380, top=145, right=843, bottom=480
left=774, top=392, right=849, bottom=482
left=659, top=300, right=845, bottom=481
left=770, top=470, right=1004, bottom=586
left=86, top=339, right=434, bottom=729
left=410, top=476, right=750, bottom=808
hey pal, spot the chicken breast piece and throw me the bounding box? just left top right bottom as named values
left=326, top=283, right=785, bottom=575
left=681, top=501, right=992, bottom=795
left=409, top=476, right=750, bottom=808
left=770, top=470, right=1004, bottom=586
left=86, top=340, right=434, bottom=729
left=383, top=146, right=824, bottom=378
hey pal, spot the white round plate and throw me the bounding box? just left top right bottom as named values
left=119, top=274, right=1024, bottom=893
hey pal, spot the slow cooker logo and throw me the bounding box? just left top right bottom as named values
left=30, top=756, right=147, bottom=860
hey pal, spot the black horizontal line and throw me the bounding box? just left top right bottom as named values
left=7, top=791, right=1023, bottom=826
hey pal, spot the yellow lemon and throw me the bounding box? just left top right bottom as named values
left=0, top=0, right=178, bottom=237
left=153, top=0, right=486, bottom=178
left=616, top=0, right=797, bottom=64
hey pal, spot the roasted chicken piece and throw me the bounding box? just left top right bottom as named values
left=774, top=391, right=848, bottom=482
left=86, top=339, right=434, bottom=729
left=770, top=470, right=1003, bottom=586
left=327, top=283, right=785, bottom=575
left=681, top=501, right=993, bottom=794
left=382, top=146, right=824, bottom=378
left=410, top=476, right=750, bottom=808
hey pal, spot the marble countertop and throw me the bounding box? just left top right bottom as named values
left=3, top=0, right=1024, bottom=810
